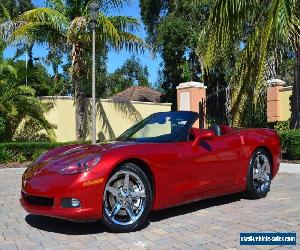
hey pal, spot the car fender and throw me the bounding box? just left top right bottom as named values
left=237, top=129, right=280, bottom=187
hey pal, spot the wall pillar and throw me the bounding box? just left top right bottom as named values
left=176, top=81, right=206, bottom=128
left=267, top=79, right=285, bottom=122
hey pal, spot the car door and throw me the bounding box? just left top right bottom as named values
left=171, top=131, right=242, bottom=197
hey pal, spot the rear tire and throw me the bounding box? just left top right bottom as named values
left=245, top=148, right=272, bottom=199
left=102, top=163, right=152, bottom=232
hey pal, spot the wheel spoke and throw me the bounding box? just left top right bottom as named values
left=261, top=163, right=267, bottom=172
left=125, top=204, right=136, bottom=222
left=130, top=190, right=146, bottom=199
left=106, top=186, right=120, bottom=197
left=256, top=157, right=260, bottom=166
left=123, top=172, right=130, bottom=191
left=253, top=169, right=259, bottom=180
left=110, top=202, right=122, bottom=218
left=253, top=154, right=271, bottom=193
left=104, top=168, right=147, bottom=226
left=259, top=182, right=264, bottom=192
left=262, top=173, right=270, bottom=182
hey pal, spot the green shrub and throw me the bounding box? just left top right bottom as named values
left=13, top=153, right=27, bottom=163
left=268, top=120, right=290, bottom=133
left=0, top=117, right=5, bottom=141
left=279, top=130, right=300, bottom=160
left=0, top=141, right=90, bottom=164
left=0, top=149, right=13, bottom=163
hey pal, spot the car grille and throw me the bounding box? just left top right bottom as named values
left=22, top=192, right=54, bottom=207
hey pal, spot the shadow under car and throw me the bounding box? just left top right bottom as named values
left=25, top=193, right=241, bottom=234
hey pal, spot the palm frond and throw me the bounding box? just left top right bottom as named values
left=98, top=0, right=129, bottom=11
left=19, top=8, right=68, bottom=33
left=203, top=0, right=299, bottom=126
left=284, top=12, right=300, bottom=47
left=9, top=8, right=68, bottom=45
left=0, top=81, right=55, bottom=140
left=0, top=20, right=25, bottom=41
left=109, top=31, right=147, bottom=53
left=108, top=16, right=140, bottom=33
left=26, top=25, right=68, bottom=49
left=0, top=62, right=17, bottom=79
left=96, top=13, right=121, bottom=43
left=0, top=4, right=10, bottom=21
left=204, top=0, right=262, bottom=68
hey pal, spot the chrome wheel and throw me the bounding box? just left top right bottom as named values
left=252, top=154, right=271, bottom=193
left=104, top=170, right=146, bottom=226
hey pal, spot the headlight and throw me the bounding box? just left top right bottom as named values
left=60, top=155, right=101, bottom=175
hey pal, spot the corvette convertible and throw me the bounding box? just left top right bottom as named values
left=21, top=111, right=280, bottom=232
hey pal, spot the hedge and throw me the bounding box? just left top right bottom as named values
left=279, top=130, right=300, bottom=160
left=0, top=141, right=90, bottom=164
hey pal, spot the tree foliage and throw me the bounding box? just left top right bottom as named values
left=0, top=55, right=55, bottom=141
left=0, top=0, right=33, bottom=19
left=202, top=0, right=300, bottom=126
left=108, top=56, right=150, bottom=95
left=140, top=0, right=212, bottom=108
left=141, top=0, right=298, bottom=127
left=1, top=0, right=146, bottom=139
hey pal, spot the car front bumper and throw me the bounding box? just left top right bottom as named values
left=20, top=171, right=105, bottom=221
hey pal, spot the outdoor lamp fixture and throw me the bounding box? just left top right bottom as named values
left=89, top=1, right=99, bottom=144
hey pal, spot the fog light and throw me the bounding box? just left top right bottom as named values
left=61, top=198, right=81, bottom=208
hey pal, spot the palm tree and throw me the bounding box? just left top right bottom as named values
left=202, top=0, right=300, bottom=126
left=2, top=0, right=144, bottom=139
left=0, top=81, right=55, bottom=142
left=0, top=49, right=54, bottom=141
left=291, top=47, right=300, bottom=128
left=0, top=6, right=54, bottom=141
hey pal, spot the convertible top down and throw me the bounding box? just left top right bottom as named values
left=21, top=111, right=281, bottom=232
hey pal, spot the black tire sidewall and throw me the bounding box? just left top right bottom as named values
left=102, top=163, right=152, bottom=232
left=246, top=148, right=272, bottom=199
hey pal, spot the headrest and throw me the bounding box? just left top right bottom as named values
left=209, top=124, right=222, bottom=136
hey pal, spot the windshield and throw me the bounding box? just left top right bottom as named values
left=116, top=111, right=198, bottom=143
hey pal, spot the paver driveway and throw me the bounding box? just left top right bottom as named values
left=0, top=168, right=299, bottom=250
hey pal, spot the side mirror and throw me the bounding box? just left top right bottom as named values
left=192, top=131, right=215, bottom=150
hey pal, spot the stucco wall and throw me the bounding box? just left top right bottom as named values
left=41, top=96, right=172, bottom=142
left=279, top=87, right=292, bottom=121
left=267, top=83, right=293, bottom=122
left=176, top=81, right=206, bottom=128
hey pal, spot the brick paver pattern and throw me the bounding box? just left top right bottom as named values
left=0, top=169, right=299, bottom=250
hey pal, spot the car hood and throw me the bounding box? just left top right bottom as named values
left=24, top=141, right=137, bottom=177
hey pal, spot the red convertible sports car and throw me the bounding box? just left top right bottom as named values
left=21, top=111, right=281, bottom=232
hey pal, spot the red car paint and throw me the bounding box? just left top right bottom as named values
left=20, top=127, right=281, bottom=221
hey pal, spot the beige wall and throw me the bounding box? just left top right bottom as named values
left=41, top=97, right=172, bottom=142
left=279, top=87, right=292, bottom=121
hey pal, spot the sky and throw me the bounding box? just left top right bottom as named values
left=3, top=0, right=162, bottom=85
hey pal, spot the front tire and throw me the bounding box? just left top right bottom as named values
left=102, top=163, right=152, bottom=232
left=245, top=148, right=272, bottom=199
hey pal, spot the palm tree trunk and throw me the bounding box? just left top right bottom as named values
left=72, top=43, right=87, bottom=140
left=28, top=43, right=34, bottom=67
left=291, top=48, right=300, bottom=129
